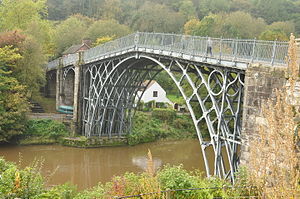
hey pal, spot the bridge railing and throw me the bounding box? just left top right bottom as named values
left=47, top=32, right=288, bottom=70
left=136, top=32, right=288, bottom=66
left=84, top=33, right=136, bottom=63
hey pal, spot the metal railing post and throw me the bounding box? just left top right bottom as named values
left=234, top=38, right=238, bottom=62
left=271, top=39, right=277, bottom=66
left=219, top=38, right=222, bottom=63
left=160, top=34, right=164, bottom=53
left=181, top=35, right=184, bottom=57
left=191, top=36, right=195, bottom=60
left=134, top=31, right=139, bottom=50
left=251, top=38, right=256, bottom=63
left=205, top=36, right=208, bottom=58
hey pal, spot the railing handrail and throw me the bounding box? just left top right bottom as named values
left=47, top=32, right=289, bottom=70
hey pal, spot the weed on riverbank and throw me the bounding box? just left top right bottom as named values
left=0, top=153, right=254, bottom=199
left=17, top=119, right=69, bottom=145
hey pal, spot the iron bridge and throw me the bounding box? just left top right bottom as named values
left=47, top=32, right=289, bottom=182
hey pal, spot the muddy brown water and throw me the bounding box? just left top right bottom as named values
left=0, top=139, right=215, bottom=190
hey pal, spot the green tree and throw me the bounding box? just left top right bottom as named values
left=0, top=0, right=54, bottom=57
left=53, top=15, right=88, bottom=55
left=15, top=37, right=46, bottom=95
left=155, top=71, right=180, bottom=96
left=229, top=0, right=253, bottom=12
left=185, top=14, right=221, bottom=37
left=101, top=0, right=122, bottom=20
left=0, top=0, right=47, bottom=31
left=251, top=0, right=294, bottom=24
left=221, top=11, right=266, bottom=38
left=131, top=2, right=186, bottom=33
left=178, top=0, right=197, bottom=19
left=267, top=21, right=295, bottom=36
left=184, top=18, right=201, bottom=35
left=25, top=20, right=55, bottom=57
left=0, top=31, right=46, bottom=96
left=197, top=0, right=230, bottom=18
left=84, top=19, right=131, bottom=42
left=0, top=46, right=29, bottom=142
left=259, top=30, right=288, bottom=41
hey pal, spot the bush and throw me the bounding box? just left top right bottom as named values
left=35, top=183, right=77, bottom=199
left=0, top=157, right=248, bottom=198
left=152, top=108, right=176, bottom=122
left=0, top=158, right=45, bottom=199
left=128, top=111, right=199, bottom=145
left=128, top=112, right=162, bottom=145
left=74, top=184, right=106, bottom=199
left=24, top=119, right=69, bottom=140
left=157, top=165, right=230, bottom=199
left=158, top=165, right=198, bottom=198
left=0, top=158, right=79, bottom=199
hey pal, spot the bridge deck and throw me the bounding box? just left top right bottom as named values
left=47, top=32, right=288, bottom=70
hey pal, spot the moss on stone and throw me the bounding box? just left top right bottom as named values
left=61, top=137, right=128, bottom=148
left=18, top=137, right=58, bottom=145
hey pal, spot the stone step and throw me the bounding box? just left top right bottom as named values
left=30, top=101, right=45, bottom=113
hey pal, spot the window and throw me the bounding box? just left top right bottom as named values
left=153, top=91, right=158, bottom=97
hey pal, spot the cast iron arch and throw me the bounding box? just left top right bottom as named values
left=82, top=53, right=245, bottom=182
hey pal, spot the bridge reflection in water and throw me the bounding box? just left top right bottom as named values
left=46, top=32, right=289, bottom=182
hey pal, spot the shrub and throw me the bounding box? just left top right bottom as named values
left=152, top=108, right=176, bottom=122
left=24, top=119, right=69, bottom=140
left=129, top=111, right=200, bottom=145
left=35, top=183, right=77, bottom=199
left=128, top=112, right=163, bottom=145
left=157, top=165, right=199, bottom=198
left=157, top=165, right=231, bottom=199
left=0, top=158, right=45, bottom=199
left=74, top=184, right=106, bottom=199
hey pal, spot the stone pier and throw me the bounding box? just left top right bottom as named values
left=240, top=64, right=287, bottom=165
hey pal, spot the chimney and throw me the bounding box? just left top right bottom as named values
left=82, top=39, right=92, bottom=47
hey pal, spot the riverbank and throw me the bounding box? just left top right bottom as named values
left=0, top=150, right=254, bottom=198
left=15, top=108, right=199, bottom=148
left=0, top=139, right=204, bottom=190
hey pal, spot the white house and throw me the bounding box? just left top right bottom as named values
left=137, top=80, right=173, bottom=105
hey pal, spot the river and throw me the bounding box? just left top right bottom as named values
left=0, top=139, right=214, bottom=190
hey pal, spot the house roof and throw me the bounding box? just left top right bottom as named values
left=62, top=43, right=90, bottom=55
left=142, top=80, right=157, bottom=90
